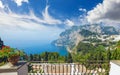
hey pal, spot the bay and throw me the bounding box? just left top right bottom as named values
left=21, top=44, right=68, bottom=56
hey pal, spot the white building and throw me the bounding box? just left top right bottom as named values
left=110, top=60, right=120, bottom=75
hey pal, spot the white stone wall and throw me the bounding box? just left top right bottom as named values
left=0, top=63, right=28, bottom=75
left=110, top=62, right=120, bottom=75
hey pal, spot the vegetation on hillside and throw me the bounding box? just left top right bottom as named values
left=72, top=41, right=120, bottom=62
left=29, top=52, right=73, bottom=63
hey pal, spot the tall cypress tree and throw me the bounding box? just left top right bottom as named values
left=67, top=53, right=73, bottom=63
left=30, top=54, right=33, bottom=61
left=0, top=38, right=4, bottom=50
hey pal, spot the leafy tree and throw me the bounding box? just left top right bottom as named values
left=41, top=52, right=48, bottom=61
left=58, top=56, right=65, bottom=62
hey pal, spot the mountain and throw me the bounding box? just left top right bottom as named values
left=52, top=24, right=120, bottom=52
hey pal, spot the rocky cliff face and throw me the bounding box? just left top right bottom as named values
left=52, top=24, right=120, bottom=51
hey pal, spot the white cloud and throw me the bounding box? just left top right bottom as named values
left=42, top=5, right=62, bottom=25
left=0, top=0, right=4, bottom=8
left=0, top=4, right=65, bottom=31
left=64, top=19, right=74, bottom=26
left=0, top=7, right=47, bottom=31
left=0, top=0, right=73, bottom=47
left=0, top=5, right=64, bottom=45
left=0, top=12, right=45, bottom=31
left=0, top=7, right=63, bottom=44
left=79, top=8, right=87, bottom=12
left=13, top=0, right=28, bottom=6
left=87, top=0, right=120, bottom=24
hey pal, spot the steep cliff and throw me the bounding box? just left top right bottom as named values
left=52, top=24, right=120, bottom=51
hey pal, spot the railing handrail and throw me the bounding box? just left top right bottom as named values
left=29, top=60, right=110, bottom=63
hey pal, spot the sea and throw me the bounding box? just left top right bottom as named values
left=22, top=43, right=68, bottom=56
left=4, top=39, right=68, bottom=56
left=2, top=30, right=68, bottom=56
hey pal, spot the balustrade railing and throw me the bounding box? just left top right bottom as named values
left=28, top=60, right=110, bottom=75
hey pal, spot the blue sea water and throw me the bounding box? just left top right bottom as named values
left=4, top=41, right=68, bottom=56
left=3, top=39, right=68, bottom=56
left=20, top=43, right=68, bottom=56
left=2, top=29, right=68, bottom=56
left=1, top=26, right=68, bottom=56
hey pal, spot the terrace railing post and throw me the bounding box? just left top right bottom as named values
left=63, top=64, right=64, bottom=75
left=58, top=62, right=60, bottom=75
left=66, top=63, right=68, bottom=75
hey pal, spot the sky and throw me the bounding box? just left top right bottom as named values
left=0, top=0, right=120, bottom=48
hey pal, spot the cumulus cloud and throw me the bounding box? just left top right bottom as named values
left=79, top=8, right=87, bottom=12
left=87, top=0, right=120, bottom=24
left=64, top=19, right=74, bottom=26
left=13, top=0, right=28, bottom=6
left=0, top=0, right=4, bottom=8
